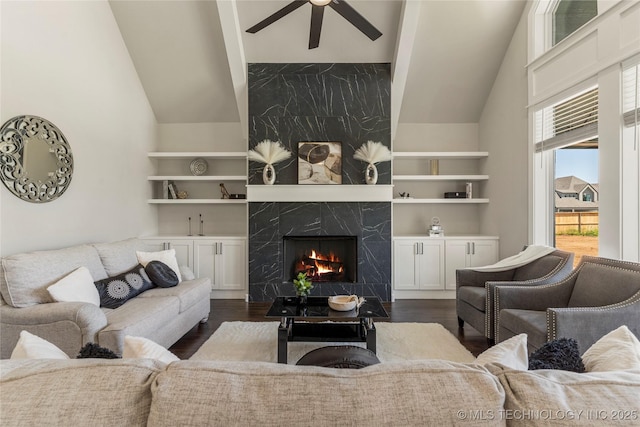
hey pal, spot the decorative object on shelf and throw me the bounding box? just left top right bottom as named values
left=430, top=159, right=439, bottom=175
left=199, top=214, right=204, bottom=236
left=444, top=191, right=466, bottom=199
left=229, top=194, right=246, bottom=199
left=399, top=192, right=411, bottom=199
left=353, top=140, right=391, bottom=185
left=0, top=115, right=74, bottom=203
left=429, top=217, right=444, bottom=237
left=297, top=142, right=342, bottom=185
left=188, top=217, right=192, bottom=236
left=189, top=158, right=208, bottom=176
left=168, top=181, right=178, bottom=199
left=247, top=139, right=292, bottom=185
left=219, top=183, right=230, bottom=199
left=177, top=190, right=188, bottom=199
left=466, top=182, right=473, bottom=199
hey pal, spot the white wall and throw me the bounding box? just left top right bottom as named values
left=478, top=7, right=530, bottom=258
left=0, top=1, right=157, bottom=256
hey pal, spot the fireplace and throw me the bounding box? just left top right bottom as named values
left=283, top=236, right=357, bottom=283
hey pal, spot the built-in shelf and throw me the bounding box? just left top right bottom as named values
left=392, top=198, right=489, bottom=204
left=148, top=176, right=247, bottom=181
left=392, top=151, right=488, bottom=159
left=392, top=175, right=489, bottom=181
left=147, top=199, right=247, bottom=204
left=148, top=152, right=246, bottom=159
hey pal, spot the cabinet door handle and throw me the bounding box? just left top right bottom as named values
left=472, top=242, right=475, bottom=254
left=215, top=242, right=219, bottom=255
left=219, top=242, right=223, bottom=255
left=421, top=242, right=424, bottom=255
left=466, top=242, right=469, bottom=255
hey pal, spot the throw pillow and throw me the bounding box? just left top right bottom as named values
left=93, top=264, right=154, bottom=309
left=145, top=260, right=179, bottom=288
left=122, top=335, right=180, bottom=364
left=582, top=325, right=640, bottom=372
left=136, top=249, right=182, bottom=282
left=77, top=343, right=121, bottom=359
left=474, top=334, right=528, bottom=370
left=47, top=266, right=100, bottom=307
left=528, top=338, right=585, bottom=372
left=10, top=331, right=69, bottom=359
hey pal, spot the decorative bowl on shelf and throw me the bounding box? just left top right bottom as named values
left=328, top=295, right=362, bottom=311
left=190, top=158, right=208, bottom=176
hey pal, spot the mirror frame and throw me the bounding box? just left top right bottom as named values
left=0, top=115, right=73, bottom=203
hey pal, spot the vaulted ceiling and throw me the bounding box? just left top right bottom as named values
left=109, top=0, right=526, bottom=126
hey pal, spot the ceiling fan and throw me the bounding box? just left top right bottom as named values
left=246, top=0, right=382, bottom=49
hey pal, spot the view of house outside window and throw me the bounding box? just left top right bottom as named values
left=554, top=144, right=599, bottom=266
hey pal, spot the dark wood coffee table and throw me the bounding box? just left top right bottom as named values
left=265, top=296, right=389, bottom=364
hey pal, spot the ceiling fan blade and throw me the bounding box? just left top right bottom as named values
left=246, top=0, right=308, bottom=34
left=309, top=5, right=325, bottom=49
left=328, top=0, right=382, bottom=41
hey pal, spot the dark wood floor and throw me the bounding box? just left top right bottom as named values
left=169, top=299, right=489, bottom=359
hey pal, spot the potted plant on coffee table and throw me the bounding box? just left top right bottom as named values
left=293, top=272, right=313, bottom=307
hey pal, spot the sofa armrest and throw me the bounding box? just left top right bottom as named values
left=455, top=269, right=514, bottom=290
left=494, top=278, right=576, bottom=313
left=0, top=302, right=108, bottom=358
left=547, top=291, right=640, bottom=352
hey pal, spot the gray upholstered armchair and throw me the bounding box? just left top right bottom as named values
left=494, top=256, right=640, bottom=353
left=456, top=249, right=574, bottom=344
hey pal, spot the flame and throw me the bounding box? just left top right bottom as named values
left=304, top=249, right=342, bottom=276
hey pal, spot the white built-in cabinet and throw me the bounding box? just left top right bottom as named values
left=393, top=239, right=445, bottom=290
left=443, top=238, right=499, bottom=290
left=141, top=237, right=246, bottom=299
left=194, top=238, right=246, bottom=291
left=392, top=236, right=499, bottom=296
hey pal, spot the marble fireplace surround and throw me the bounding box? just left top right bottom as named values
left=248, top=201, right=392, bottom=302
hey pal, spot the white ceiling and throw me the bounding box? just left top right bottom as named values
left=109, top=0, right=526, bottom=125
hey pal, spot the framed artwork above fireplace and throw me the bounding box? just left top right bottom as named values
left=297, top=142, right=342, bottom=185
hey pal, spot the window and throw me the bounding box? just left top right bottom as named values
left=534, top=86, right=599, bottom=265
left=552, top=0, right=597, bottom=46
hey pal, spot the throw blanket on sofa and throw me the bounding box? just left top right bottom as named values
left=468, top=245, right=556, bottom=272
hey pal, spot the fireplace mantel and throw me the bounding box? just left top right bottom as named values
left=247, top=185, right=393, bottom=202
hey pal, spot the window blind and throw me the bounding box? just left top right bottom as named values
left=535, top=87, right=598, bottom=152
left=622, top=63, right=640, bottom=128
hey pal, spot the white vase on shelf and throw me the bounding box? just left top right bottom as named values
left=263, top=163, right=276, bottom=185
left=365, top=163, right=378, bottom=185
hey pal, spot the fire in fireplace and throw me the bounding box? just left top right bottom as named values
left=283, top=236, right=357, bottom=283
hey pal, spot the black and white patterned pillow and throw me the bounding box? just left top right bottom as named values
left=94, top=264, right=154, bottom=309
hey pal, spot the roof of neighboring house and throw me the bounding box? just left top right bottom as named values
left=555, top=176, right=597, bottom=195
left=555, top=194, right=598, bottom=210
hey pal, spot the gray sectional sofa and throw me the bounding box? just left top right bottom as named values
left=0, top=238, right=211, bottom=358
left=1, top=358, right=638, bottom=426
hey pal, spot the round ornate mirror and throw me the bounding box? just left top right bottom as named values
left=0, top=115, right=73, bottom=203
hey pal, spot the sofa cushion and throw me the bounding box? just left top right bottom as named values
left=123, top=335, right=179, bottom=364
left=1, top=245, right=108, bottom=308
left=94, top=264, right=155, bottom=309
left=148, top=360, right=506, bottom=426
left=582, top=325, right=640, bottom=372
left=475, top=334, right=528, bottom=370
left=137, top=278, right=210, bottom=313
left=77, top=343, right=121, bottom=359
left=145, top=261, right=179, bottom=288
left=0, top=359, right=163, bottom=426
left=93, top=238, right=143, bottom=276
left=528, top=338, right=585, bottom=372
left=568, top=262, right=640, bottom=307
left=136, top=249, right=182, bottom=282
left=47, top=266, right=100, bottom=307
left=458, top=286, right=486, bottom=312
left=98, top=296, right=181, bottom=352
left=10, top=330, right=70, bottom=360
left=496, top=367, right=640, bottom=427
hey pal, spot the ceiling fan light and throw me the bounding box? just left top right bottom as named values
left=310, top=0, right=332, bottom=6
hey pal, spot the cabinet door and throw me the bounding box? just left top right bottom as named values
left=444, top=240, right=471, bottom=290
left=469, top=240, right=499, bottom=269
left=194, top=240, right=217, bottom=287
left=417, top=240, right=445, bottom=290
left=393, top=240, right=420, bottom=290
left=165, top=239, right=194, bottom=269
left=217, top=239, right=246, bottom=290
